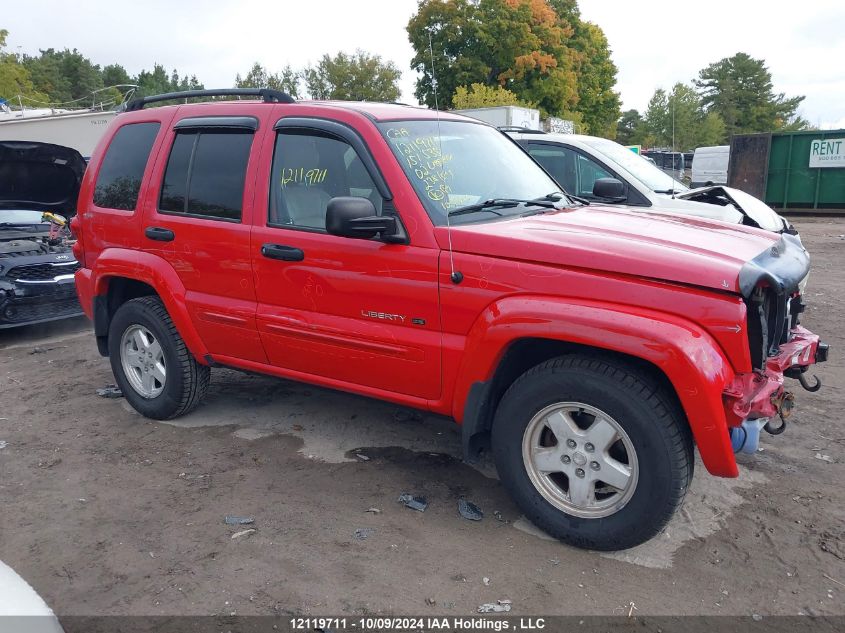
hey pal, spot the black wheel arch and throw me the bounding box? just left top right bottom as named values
left=461, top=338, right=686, bottom=463
left=93, top=276, right=158, bottom=356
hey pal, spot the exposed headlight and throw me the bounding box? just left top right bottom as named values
left=799, top=273, right=809, bottom=296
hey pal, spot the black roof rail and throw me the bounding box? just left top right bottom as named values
left=497, top=126, right=546, bottom=134
left=123, top=88, right=295, bottom=112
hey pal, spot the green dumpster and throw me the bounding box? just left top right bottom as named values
left=728, top=130, right=845, bottom=213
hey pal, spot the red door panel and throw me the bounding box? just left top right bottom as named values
left=252, top=227, right=441, bottom=399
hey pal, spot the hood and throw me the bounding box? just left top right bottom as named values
left=436, top=205, right=793, bottom=296
left=0, top=141, right=87, bottom=216
left=674, top=185, right=786, bottom=232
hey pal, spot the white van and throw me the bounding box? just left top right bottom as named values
left=691, top=145, right=730, bottom=188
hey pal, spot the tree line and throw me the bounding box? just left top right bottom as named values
left=3, top=0, right=809, bottom=147
left=0, top=29, right=203, bottom=109
left=616, top=52, right=808, bottom=149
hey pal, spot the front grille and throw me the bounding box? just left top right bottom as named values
left=746, top=287, right=801, bottom=369
left=7, top=261, right=80, bottom=281
left=0, top=296, right=82, bottom=324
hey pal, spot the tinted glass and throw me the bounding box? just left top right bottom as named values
left=159, top=133, right=193, bottom=213
left=527, top=144, right=577, bottom=194
left=93, top=122, right=160, bottom=210
left=159, top=130, right=253, bottom=221
left=188, top=132, right=252, bottom=219
left=378, top=120, right=560, bottom=225
left=269, top=130, right=383, bottom=231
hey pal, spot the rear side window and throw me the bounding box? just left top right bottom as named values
left=159, top=130, right=253, bottom=222
left=93, top=122, right=160, bottom=210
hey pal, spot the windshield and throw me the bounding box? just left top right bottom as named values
left=579, top=137, right=688, bottom=194
left=378, top=120, right=563, bottom=224
left=0, top=209, right=50, bottom=227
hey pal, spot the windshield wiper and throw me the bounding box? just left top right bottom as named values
left=448, top=199, right=519, bottom=217
left=654, top=188, right=681, bottom=194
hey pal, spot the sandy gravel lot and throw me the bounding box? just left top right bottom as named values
left=0, top=218, right=843, bottom=618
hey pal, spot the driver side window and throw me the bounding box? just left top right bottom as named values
left=269, top=130, right=383, bottom=231
left=526, top=144, right=613, bottom=199
left=575, top=153, right=613, bottom=197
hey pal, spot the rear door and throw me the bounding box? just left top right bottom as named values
left=251, top=118, right=442, bottom=400
left=141, top=114, right=268, bottom=363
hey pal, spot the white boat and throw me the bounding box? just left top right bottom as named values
left=0, top=86, right=135, bottom=158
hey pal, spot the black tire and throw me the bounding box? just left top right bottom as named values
left=491, top=354, right=693, bottom=550
left=108, top=296, right=210, bottom=420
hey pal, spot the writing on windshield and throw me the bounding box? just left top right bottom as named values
left=386, top=127, right=455, bottom=211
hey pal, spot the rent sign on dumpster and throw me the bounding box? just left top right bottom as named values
left=809, top=138, right=845, bottom=168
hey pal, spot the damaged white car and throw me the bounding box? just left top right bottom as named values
left=507, top=131, right=795, bottom=235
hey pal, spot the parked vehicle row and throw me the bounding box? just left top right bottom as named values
left=68, top=89, right=827, bottom=551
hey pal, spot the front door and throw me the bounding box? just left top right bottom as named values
left=252, top=122, right=441, bottom=400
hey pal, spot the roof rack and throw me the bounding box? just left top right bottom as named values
left=124, top=88, right=295, bottom=112
left=497, top=126, right=546, bottom=134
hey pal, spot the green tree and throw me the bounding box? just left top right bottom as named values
left=0, top=29, right=50, bottom=105
left=407, top=0, right=488, bottom=109
left=134, top=64, right=203, bottom=100
left=302, top=50, right=401, bottom=101
left=235, top=62, right=300, bottom=98
left=102, top=63, right=131, bottom=88
left=22, top=48, right=104, bottom=104
left=616, top=109, right=643, bottom=145
left=695, top=52, right=807, bottom=137
left=642, top=83, right=726, bottom=149
left=452, top=82, right=533, bottom=108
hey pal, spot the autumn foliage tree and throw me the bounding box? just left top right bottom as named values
left=407, top=0, right=620, bottom=135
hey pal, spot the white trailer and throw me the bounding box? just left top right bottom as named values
left=454, top=106, right=541, bottom=131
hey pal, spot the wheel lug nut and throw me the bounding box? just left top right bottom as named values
left=585, top=443, right=595, bottom=453
left=590, top=461, right=600, bottom=471
left=561, top=455, right=571, bottom=464
left=575, top=468, right=585, bottom=478
left=566, top=439, right=577, bottom=448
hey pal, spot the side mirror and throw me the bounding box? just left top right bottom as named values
left=593, top=178, right=626, bottom=202
left=325, top=197, right=397, bottom=240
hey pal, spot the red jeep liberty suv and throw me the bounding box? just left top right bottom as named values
left=73, top=89, right=828, bottom=550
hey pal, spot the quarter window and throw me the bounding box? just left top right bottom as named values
left=269, top=130, right=383, bottom=231
left=93, top=122, right=160, bottom=210
left=159, top=130, right=253, bottom=221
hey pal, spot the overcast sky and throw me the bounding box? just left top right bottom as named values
left=4, top=0, right=844, bottom=128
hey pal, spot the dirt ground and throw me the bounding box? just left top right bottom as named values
left=0, top=218, right=843, bottom=618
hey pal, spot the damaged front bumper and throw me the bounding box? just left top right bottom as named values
left=723, top=326, right=828, bottom=453
left=0, top=276, right=83, bottom=328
